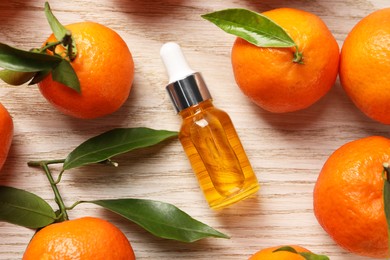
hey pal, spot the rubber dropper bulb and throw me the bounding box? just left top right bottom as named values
left=160, top=42, right=195, bottom=84
left=161, top=42, right=212, bottom=112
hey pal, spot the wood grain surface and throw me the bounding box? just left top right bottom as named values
left=0, top=0, right=389, bottom=259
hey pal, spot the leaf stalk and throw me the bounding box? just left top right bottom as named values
left=66, top=200, right=83, bottom=211
left=39, top=41, right=62, bottom=54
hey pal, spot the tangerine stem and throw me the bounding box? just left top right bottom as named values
left=41, top=162, right=69, bottom=221
left=27, top=159, right=69, bottom=221
left=27, top=159, right=65, bottom=167
left=62, top=31, right=76, bottom=61
left=384, top=163, right=390, bottom=180
left=292, top=44, right=304, bottom=64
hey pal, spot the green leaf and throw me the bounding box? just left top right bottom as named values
left=383, top=164, right=390, bottom=257
left=273, top=246, right=299, bottom=254
left=51, top=59, right=80, bottom=92
left=63, top=128, right=178, bottom=170
left=0, top=70, right=36, bottom=85
left=0, top=42, right=62, bottom=72
left=0, top=186, right=56, bottom=228
left=273, top=246, right=329, bottom=260
left=299, top=252, right=330, bottom=260
left=201, top=8, right=296, bottom=48
left=82, top=199, right=229, bottom=242
left=44, top=2, right=77, bottom=59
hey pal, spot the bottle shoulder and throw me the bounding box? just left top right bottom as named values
left=181, top=105, right=231, bottom=123
left=179, top=103, right=235, bottom=135
left=180, top=101, right=229, bottom=118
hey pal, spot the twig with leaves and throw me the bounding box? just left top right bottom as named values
left=0, top=127, right=229, bottom=243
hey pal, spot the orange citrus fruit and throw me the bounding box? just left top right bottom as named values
left=0, top=102, right=13, bottom=172
left=313, top=136, right=390, bottom=258
left=339, top=8, right=390, bottom=124
left=231, top=8, right=339, bottom=113
left=248, top=245, right=311, bottom=260
left=23, top=217, right=135, bottom=259
left=38, top=22, right=134, bottom=119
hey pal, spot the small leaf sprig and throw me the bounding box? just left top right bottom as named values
left=0, top=127, right=229, bottom=243
left=273, top=246, right=329, bottom=260
left=0, top=2, right=80, bottom=91
left=201, top=8, right=304, bottom=64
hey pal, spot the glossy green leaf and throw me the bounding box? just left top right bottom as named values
left=299, top=252, right=330, bottom=260
left=273, top=246, right=329, bottom=260
left=63, top=128, right=178, bottom=170
left=51, top=59, right=80, bottom=92
left=44, top=2, right=77, bottom=59
left=0, top=43, right=61, bottom=72
left=0, top=70, right=35, bottom=85
left=383, top=164, right=390, bottom=256
left=0, top=186, right=56, bottom=228
left=274, top=246, right=299, bottom=254
left=82, top=199, right=229, bottom=242
left=201, top=8, right=296, bottom=47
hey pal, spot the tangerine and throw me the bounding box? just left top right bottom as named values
left=23, top=216, right=135, bottom=259
left=0, top=102, right=13, bottom=172
left=248, top=245, right=311, bottom=260
left=339, top=8, right=390, bottom=124
left=231, top=8, right=339, bottom=113
left=38, top=22, right=134, bottom=119
left=313, top=136, right=390, bottom=258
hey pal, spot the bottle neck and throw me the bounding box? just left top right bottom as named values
left=166, top=73, right=212, bottom=113
left=179, top=99, right=214, bottom=119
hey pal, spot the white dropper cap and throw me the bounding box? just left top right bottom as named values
left=160, top=42, right=212, bottom=113
left=160, top=42, right=195, bottom=84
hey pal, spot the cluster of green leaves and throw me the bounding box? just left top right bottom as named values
left=273, top=246, right=329, bottom=260
left=201, top=8, right=303, bottom=63
left=0, top=2, right=80, bottom=91
left=0, top=127, right=229, bottom=243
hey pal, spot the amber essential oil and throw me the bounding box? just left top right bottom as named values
left=179, top=100, right=259, bottom=209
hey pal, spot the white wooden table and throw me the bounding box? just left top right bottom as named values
left=0, top=0, right=389, bottom=259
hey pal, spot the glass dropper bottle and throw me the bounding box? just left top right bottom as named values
left=160, top=42, right=259, bottom=210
